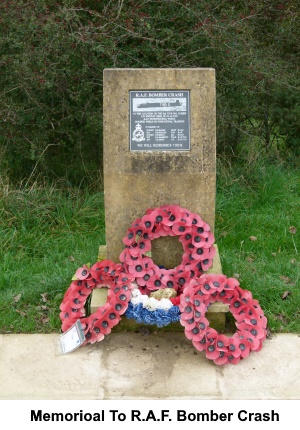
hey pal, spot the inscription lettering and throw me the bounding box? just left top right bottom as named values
left=130, top=90, right=190, bottom=151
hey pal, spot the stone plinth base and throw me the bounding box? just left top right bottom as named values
left=90, top=244, right=228, bottom=332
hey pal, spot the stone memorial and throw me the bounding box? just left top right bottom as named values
left=91, top=68, right=227, bottom=329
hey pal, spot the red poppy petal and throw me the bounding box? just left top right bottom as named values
left=214, top=352, right=229, bottom=365
left=75, top=266, right=90, bottom=280
left=206, top=345, right=220, bottom=360
left=192, top=338, right=207, bottom=351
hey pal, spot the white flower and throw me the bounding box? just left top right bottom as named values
left=144, top=297, right=157, bottom=311
left=129, top=289, right=174, bottom=312
left=131, top=296, right=141, bottom=306
left=131, top=288, right=141, bottom=298
left=139, top=295, right=148, bottom=305
left=159, top=298, right=173, bottom=311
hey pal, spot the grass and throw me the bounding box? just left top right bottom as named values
left=215, top=160, right=300, bottom=333
left=0, top=179, right=105, bottom=333
left=0, top=160, right=299, bottom=334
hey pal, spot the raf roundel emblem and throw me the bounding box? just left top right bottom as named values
left=132, top=123, right=145, bottom=142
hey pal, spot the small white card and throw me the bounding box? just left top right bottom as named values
left=59, top=320, right=85, bottom=354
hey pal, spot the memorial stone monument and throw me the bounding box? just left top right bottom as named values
left=91, top=68, right=227, bottom=329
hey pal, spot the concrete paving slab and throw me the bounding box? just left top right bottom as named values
left=0, top=334, right=106, bottom=400
left=0, top=333, right=299, bottom=400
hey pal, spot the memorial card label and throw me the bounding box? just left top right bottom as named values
left=59, top=320, right=85, bottom=354
left=130, top=90, right=190, bottom=151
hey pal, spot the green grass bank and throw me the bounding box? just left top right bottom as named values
left=0, top=161, right=299, bottom=334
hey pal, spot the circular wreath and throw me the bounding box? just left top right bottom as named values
left=120, top=204, right=216, bottom=296
left=179, top=273, right=268, bottom=365
left=60, top=260, right=136, bottom=344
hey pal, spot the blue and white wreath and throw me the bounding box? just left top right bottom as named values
left=125, top=288, right=181, bottom=327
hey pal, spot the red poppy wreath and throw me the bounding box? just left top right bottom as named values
left=60, top=204, right=268, bottom=365
left=120, top=204, right=216, bottom=296
left=179, top=274, right=268, bottom=364
left=60, top=260, right=135, bottom=344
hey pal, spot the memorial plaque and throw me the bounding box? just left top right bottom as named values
left=130, top=90, right=190, bottom=151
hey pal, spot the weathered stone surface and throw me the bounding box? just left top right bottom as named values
left=103, top=68, right=216, bottom=268
left=2, top=333, right=300, bottom=400
left=206, top=243, right=222, bottom=276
